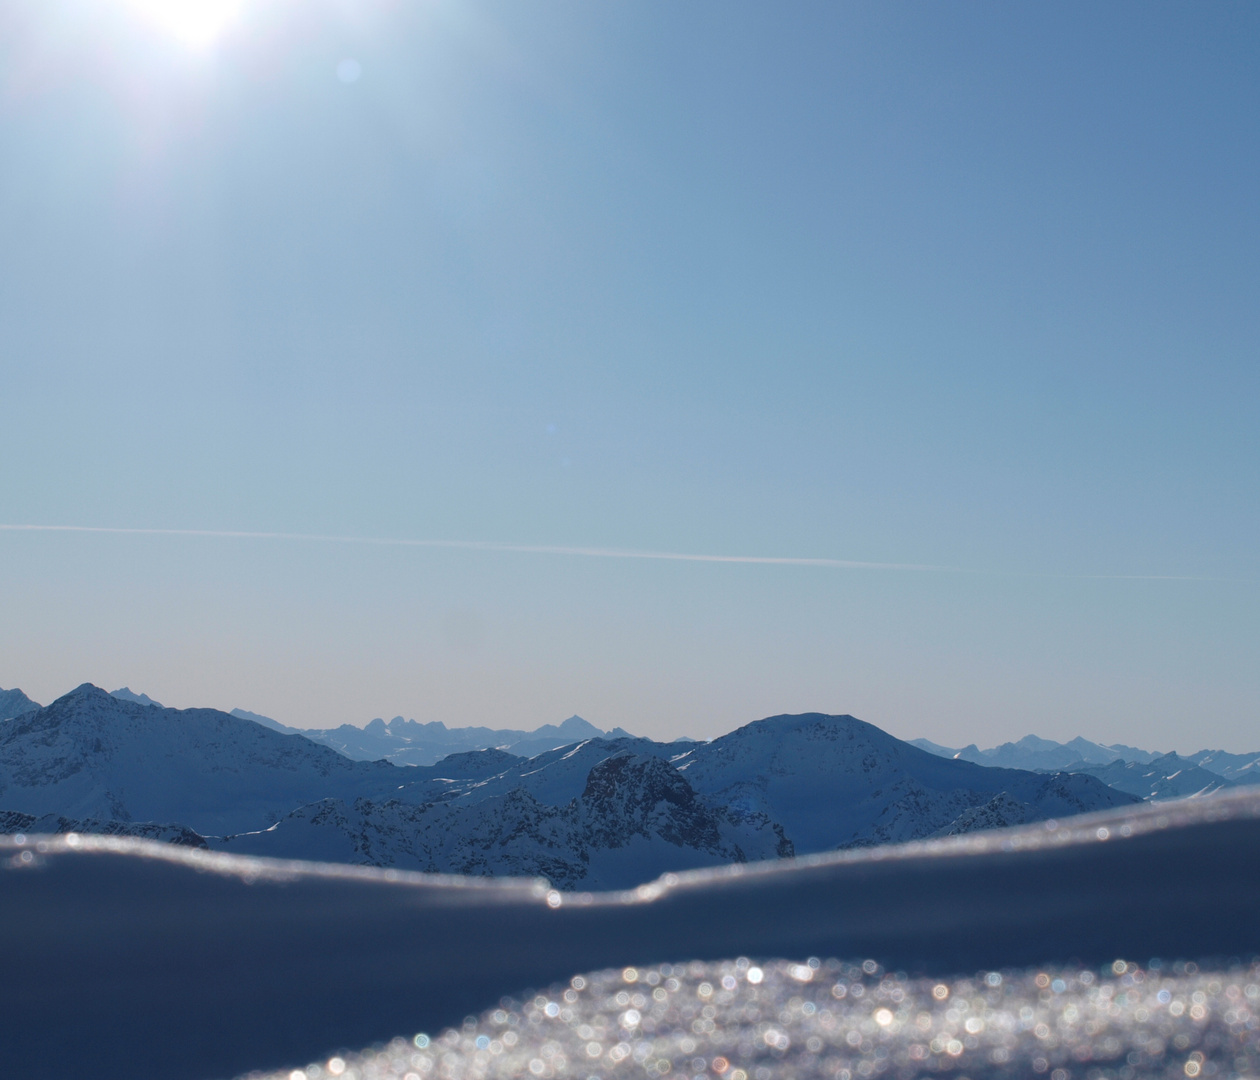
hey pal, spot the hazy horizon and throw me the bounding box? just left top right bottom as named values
left=2, top=2, right=1256, bottom=753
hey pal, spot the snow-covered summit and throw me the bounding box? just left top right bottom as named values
left=0, top=683, right=398, bottom=834
left=672, top=712, right=1137, bottom=850
left=0, top=686, right=40, bottom=721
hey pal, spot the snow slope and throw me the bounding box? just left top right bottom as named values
left=0, top=684, right=400, bottom=833
left=671, top=713, right=1137, bottom=850
left=2, top=789, right=1257, bottom=1080
left=393, top=736, right=678, bottom=807
left=218, top=752, right=791, bottom=889
left=110, top=686, right=164, bottom=707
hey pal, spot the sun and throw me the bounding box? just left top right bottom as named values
left=125, top=0, right=245, bottom=47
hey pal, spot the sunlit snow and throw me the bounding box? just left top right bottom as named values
left=237, top=958, right=1260, bottom=1080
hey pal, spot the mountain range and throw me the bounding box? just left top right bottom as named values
left=17, top=683, right=1251, bottom=791
left=231, top=708, right=645, bottom=766
left=910, top=733, right=1260, bottom=792
left=0, top=684, right=1139, bottom=889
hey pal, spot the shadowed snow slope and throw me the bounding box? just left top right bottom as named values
left=1, top=790, right=1257, bottom=1080
left=0, top=684, right=399, bottom=834
left=218, top=752, right=790, bottom=889
left=671, top=713, right=1138, bottom=850
left=399, top=736, right=678, bottom=806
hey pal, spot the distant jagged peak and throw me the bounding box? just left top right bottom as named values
left=523, top=715, right=604, bottom=739
left=45, top=682, right=171, bottom=717
left=1061, top=736, right=1126, bottom=763
left=229, top=708, right=298, bottom=734
left=0, top=686, right=41, bottom=721
left=51, top=682, right=118, bottom=709
left=378, top=717, right=450, bottom=733
left=1008, top=734, right=1065, bottom=753
left=70, top=681, right=109, bottom=697
left=109, top=687, right=164, bottom=709
left=1109, top=742, right=1160, bottom=764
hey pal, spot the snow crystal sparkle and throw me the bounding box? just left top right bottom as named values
left=237, top=958, right=1260, bottom=1080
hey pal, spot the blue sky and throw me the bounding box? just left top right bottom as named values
left=1, top=1, right=1256, bottom=748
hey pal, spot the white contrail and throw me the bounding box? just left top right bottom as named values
left=0, top=524, right=950, bottom=572
left=0, top=524, right=1246, bottom=581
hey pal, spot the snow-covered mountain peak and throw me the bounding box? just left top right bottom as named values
left=0, top=686, right=41, bottom=721
left=557, top=714, right=599, bottom=735
left=669, top=711, right=1137, bottom=853
left=0, top=685, right=400, bottom=834
left=672, top=711, right=927, bottom=785
left=1011, top=734, right=1065, bottom=753
left=110, top=686, right=164, bottom=708
left=69, top=681, right=112, bottom=703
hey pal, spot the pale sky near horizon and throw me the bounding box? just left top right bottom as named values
left=1, top=1, right=1257, bottom=751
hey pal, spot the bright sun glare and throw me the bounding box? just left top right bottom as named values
left=125, top=0, right=244, bottom=46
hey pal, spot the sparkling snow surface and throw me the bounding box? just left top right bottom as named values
left=239, top=958, right=1260, bottom=1080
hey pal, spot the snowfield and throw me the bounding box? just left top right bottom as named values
left=1, top=788, right=1257, bottom=1080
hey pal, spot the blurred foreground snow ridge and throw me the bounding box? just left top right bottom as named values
left=239, top=957, right=1260, bottom=1080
